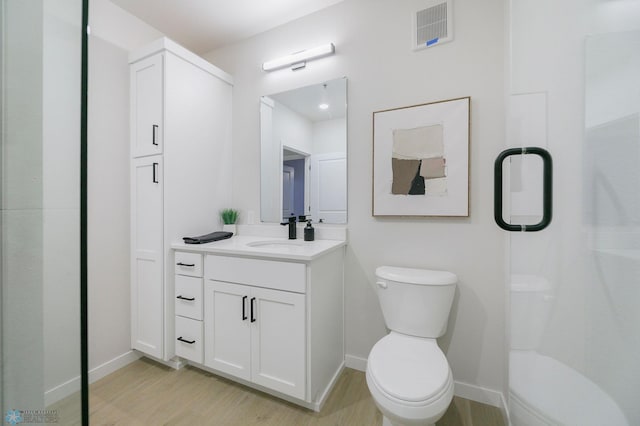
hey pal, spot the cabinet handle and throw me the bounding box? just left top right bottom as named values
left=177, top=336, right=195, bottom=344
left=242, top=295, right=248, bottom=320
left=176, top=262, right=195, bottom=267
left=152, top=162, right=158, bottom=183
left=250, top=297, right=256, bottom=323
left=176, top=295, right=195, bottom=301
left=152, top=124, right=159, bottom=146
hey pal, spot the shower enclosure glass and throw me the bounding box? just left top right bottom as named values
left=504, top=0, right=640, bottom=424
left=1, top=0, right=85, bottom=424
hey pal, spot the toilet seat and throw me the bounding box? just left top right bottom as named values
left=368, top=332, right=452, bottom=404
left=366, top=332, right=454, bottom=425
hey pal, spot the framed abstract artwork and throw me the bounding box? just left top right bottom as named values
left=372, top=97, right=470, bottom=217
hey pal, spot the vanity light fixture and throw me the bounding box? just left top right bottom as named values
left=262, top=43, right=335, bottom=72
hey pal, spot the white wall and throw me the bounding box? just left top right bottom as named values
left=205, top=0, right=506, bottom=396
left=85, top=0, right=162, bottom=384
left=313, top=118, right=346, bottom=155
left=274, top=101, right=313, bottom=155
left=3, top=0, right=162, bottom=407
left=1, top=0, right=45, bottom=410
left=87, top=34, right=133, bottom=374
left=89, top=0, right=162, bottom=52
left=42, top=0, right=82, bottom=400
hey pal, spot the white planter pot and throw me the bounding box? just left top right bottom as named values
left=222, top=224, right=237, bottom=235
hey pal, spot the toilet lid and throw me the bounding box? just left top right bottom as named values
left=368, top=333, right=451, bottom=403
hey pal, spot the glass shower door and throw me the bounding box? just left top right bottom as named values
left=503, top=0, right=640, bottom=424
left=1, top=0, right=86, bottom=424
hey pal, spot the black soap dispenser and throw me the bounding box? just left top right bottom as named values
left=304, top=220, right=315, bottom=241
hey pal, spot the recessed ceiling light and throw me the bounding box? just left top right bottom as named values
left=319, top=103, right=329, bottom=110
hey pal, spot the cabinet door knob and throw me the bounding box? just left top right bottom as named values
left=250, top=297, right=256, bottom=323
left=177, top=336, right=195, bottom=344
left=176, top=295, right=195, bottom=301
left=152, top=162, right=158, bottom=183
left=152, top=124, right=159, bottom=146
left=242, top=295, right=248, bottom=320
left=176, top=262, right=195, bottom=267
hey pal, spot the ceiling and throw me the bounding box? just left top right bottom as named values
left=109, top=0, right=345, bottom=54
left=270, top=77, right=347, bottom=123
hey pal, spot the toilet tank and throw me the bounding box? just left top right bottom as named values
left=375, top=266, right=457, bottom=338
left=510, top=274, right=554, bottom=350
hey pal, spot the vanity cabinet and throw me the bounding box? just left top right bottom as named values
left=171, top=239, right=345, bottom=411
left=204, top=281, right=306, bottom=399
left=130, top=37, right=233, bottom=362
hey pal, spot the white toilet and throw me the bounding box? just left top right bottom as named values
left=366, top=266, right=457, bottom=426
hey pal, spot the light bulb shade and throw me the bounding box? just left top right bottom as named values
left=262, top=43, right=335, bottom=72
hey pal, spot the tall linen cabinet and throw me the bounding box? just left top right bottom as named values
left=129, top=38, right=233, bottom=362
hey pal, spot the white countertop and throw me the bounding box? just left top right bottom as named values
left=171, top=235, right=346, bottom=262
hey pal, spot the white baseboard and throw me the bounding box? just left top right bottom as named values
left=344, top=354, right=367, bottom=371
left=501, top=392, right=512, bottom=425
left=89, top=350, right=141, bottom=383
left=313, top=362, right=345, bottom=412
left=134, top=351, right=185, bottom=370
left=44, top=376, right=82, bottom=407
left=45, top=350, right=141, bottom=406
left=454, top=380, right=506, bottom=410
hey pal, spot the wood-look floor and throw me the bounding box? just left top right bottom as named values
left=51, top=358, right=505, bottom=425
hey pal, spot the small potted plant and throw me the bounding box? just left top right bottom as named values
left=221, top=208, right=239, bottom=235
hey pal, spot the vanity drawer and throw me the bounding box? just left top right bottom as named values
left=175, top=251, right=203, bottom=277
left=175, top=316, right=203, bottom=364
left=205, top=255, right=306, bottom=293
left=175, top=275, right=203, bottom=320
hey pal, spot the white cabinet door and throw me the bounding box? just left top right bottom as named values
left=131, top=156, right=164, bottom=358
left=250, top=287, right=306, bottom=400
left=131, top=54, right=163, bottom=158
left=204, top=281, right=251, bottom=381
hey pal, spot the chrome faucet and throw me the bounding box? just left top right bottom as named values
left=280, top=215, right=297, bottom=240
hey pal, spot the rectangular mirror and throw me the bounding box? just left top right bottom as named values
left=260, top=77, right=347, bottom=224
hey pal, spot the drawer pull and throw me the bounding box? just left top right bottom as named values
left=177, top=336, right=195, bottom=344
left=177, top=262, right=195, bottom=267
left=242, top=295, right=248, bottom=321
left=250, top=297, right=256, bottom=323
left=176, top=295, right=195, bottom=301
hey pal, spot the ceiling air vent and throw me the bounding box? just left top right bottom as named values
left=412, top=0, right=453, bottom=51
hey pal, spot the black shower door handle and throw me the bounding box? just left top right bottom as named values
left=494, top=147, right=552, bottom=232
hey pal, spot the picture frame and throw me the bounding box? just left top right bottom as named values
left=372, top=97, right=470, bottom=217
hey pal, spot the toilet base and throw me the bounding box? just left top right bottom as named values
left=382, top=415, right=435, bottom=426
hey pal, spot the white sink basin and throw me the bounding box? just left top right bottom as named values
left=246, top=240, right=306, bottom=249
